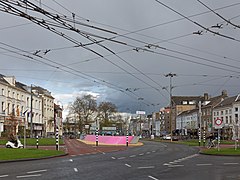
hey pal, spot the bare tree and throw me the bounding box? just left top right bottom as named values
left=98, top=102, right=117, bottom=126
left=69, top=95, right=97, bottom=133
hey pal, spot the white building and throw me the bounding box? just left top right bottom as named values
left=176, top=109, right=198, bottom=135
left=213, top=95, right=240, bottom=139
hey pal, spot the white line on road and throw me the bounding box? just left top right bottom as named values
left=129, top=155, right=136, bottom=158
left=146, top=152, right=151, bottom=154
left=168, top=165, right=184, bottom=168
left=16, top=174, right=42, bottom=178
left=139, top=153, right=144, bottom=156
left=27, top=169, right=47, bottom=174
left=69, top=159, right=73, bottom=162
left=125, top=164, right=132, bottom=168
left=74, top=168, right=78, bottom=172
left=0, top=175, right=9, bottom=178
left=152, top=151, right=156, bottom=153
left=196, top=164, right=213, bottom=166
left=148, top=175, right=159, bottom=180
left=137, top=166, right=155, bottom=169
left=118, top=157, right=126, bottom=159
left=111, top=157, right=116, bottom=159
left=224, top=163, right=239, bottom=165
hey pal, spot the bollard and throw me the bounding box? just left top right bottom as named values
left=36, top=135, right=39, bottom=149
left=96, top=127, right=98, bottom=146
left=126, top=129, right=129, bottom=147
left=56, top=127, right=59, bottom=151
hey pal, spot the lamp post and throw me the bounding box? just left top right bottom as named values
left=165, top=73, right=176, bottom=142
left=30, top=84, right=33, bottom=138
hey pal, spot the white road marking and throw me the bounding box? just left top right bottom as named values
left=0, top=175, right=9, bottom=178
left=148, top=175, right=159, bottom=180
left=74, top=168, right=78, bottom=172
left=146, top=152, right=151, bottom=154
left=27, top=169, right=47, bottom=174
left=137, top=166, right=155, bottom=169
left=69, top=159, right=73, bottom=162
left=125, top=164, right=132, bottom=168
left=111, top=157, right=116, bottom=159
left=130, top=155, right=136, bottom=158
left=16, top=174, right=41, bottom=178
left=168, top=164, right=184, bottom=167
left=152, top=151, right=156, bottom=153
left=196, top=164, right=213, bottom=166
left=139, top=153, right=144, bottom=156
left=224, top=163, right=239, bottom=165
left=118, top=157, right=126, bottom=159
left=163, top=163, right=170, bottom=166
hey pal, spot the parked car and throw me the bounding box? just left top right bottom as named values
left=163, top=135, right=171, bottom=140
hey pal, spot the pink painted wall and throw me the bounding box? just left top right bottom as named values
left=84, top=135, right=134, bottom=145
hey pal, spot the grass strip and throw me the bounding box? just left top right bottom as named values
left=0, top=138, right=64, bottom=146
left=0, top=148, right=65, bottom=160
left=201, top=148, right=240, bottom=155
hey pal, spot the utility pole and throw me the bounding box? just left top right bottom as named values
left=30, top=84, right=33, bottom=138
left=198, top=101, right=202, bottom=146
left=165, top=73, right=176, bottom=142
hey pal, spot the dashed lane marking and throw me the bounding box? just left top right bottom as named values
left=130, top=155, right=136, bottom=158
left=125, top=164, right=132, bottom=168
left=148, top=175, right=159, bottom=180
left=111, top=157, right=116, bottom=159
left=139, top=153, right=144, bottom=156
left=137, top=166, right=155, bottom=169
left=118, top=157, right=126, bottom=160
left=0, top=175, right=9, bottom=178
left=196, top=163, right=212, bottom=166
left=74, top=168, right=78, bottom=172
left=27, top=169, right=47, bottom=174
left=168, top=164, right=184, bottom=168
left=16, top=174, right=41, bottom=178
left=224, top=163, right=239, bottom=165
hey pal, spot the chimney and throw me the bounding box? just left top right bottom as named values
left=204, top=93, right=209, bottom=100
left=222, top=90, right=227, bottom=97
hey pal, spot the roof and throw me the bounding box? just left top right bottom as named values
left=214, top=95, right=239, bottom=109
left=172, top=95, right=203, bottom=106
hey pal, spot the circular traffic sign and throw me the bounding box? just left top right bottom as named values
left=215, top=118, right=223, bottom=126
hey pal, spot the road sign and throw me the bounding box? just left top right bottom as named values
left=214, top=118, right=223, bottom=129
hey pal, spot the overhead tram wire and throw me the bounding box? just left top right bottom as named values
left=3, top=0, right=240, bottom=69
left=17, top=0, right=169, bottom=101
left=197, top=0, right=240, bottom=30
left=1, top=1, right=236, bottom=104
left=0, top=42, right=152, bottom=106
left=48, top=0, right=240, bottom=66
left=154, top=0, right=240, bottom=43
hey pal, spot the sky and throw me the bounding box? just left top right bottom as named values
left=0, top=0, right=240, bottom=118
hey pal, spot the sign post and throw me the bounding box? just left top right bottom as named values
left=214, top=118, right=223, bottom=151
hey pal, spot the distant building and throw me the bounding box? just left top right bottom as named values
left=213, top=94, right=240, bottom=140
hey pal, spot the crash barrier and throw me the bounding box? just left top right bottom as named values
left=84, top=135, right=137, bottom=145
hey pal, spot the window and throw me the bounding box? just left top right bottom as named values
left=27, top=97, right=29, bottom=107
left=225, top=110, right=228, bottom=114
left=182, top=101, right=188, bottom=105
left=221, top=111, right=223, bottom=115
left=235, top=107, right=238, bottom=112
left=1, top=89, right=4, bottom=96
left=1, top=102, right=4, bottom=113
left=8, top=90, right=10, bottom=97
left=12, top=92, right=15, bottom=99
left=226, top=116, right=228, bottom=124
left=230, top=116, right=232, bottom=124
left=229, top=109, right=232, bottom=114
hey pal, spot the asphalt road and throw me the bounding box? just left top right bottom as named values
left=0, top=141, right=239, bottom=180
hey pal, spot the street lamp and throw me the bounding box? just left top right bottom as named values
left=165, top=73, right=176, bottom=141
